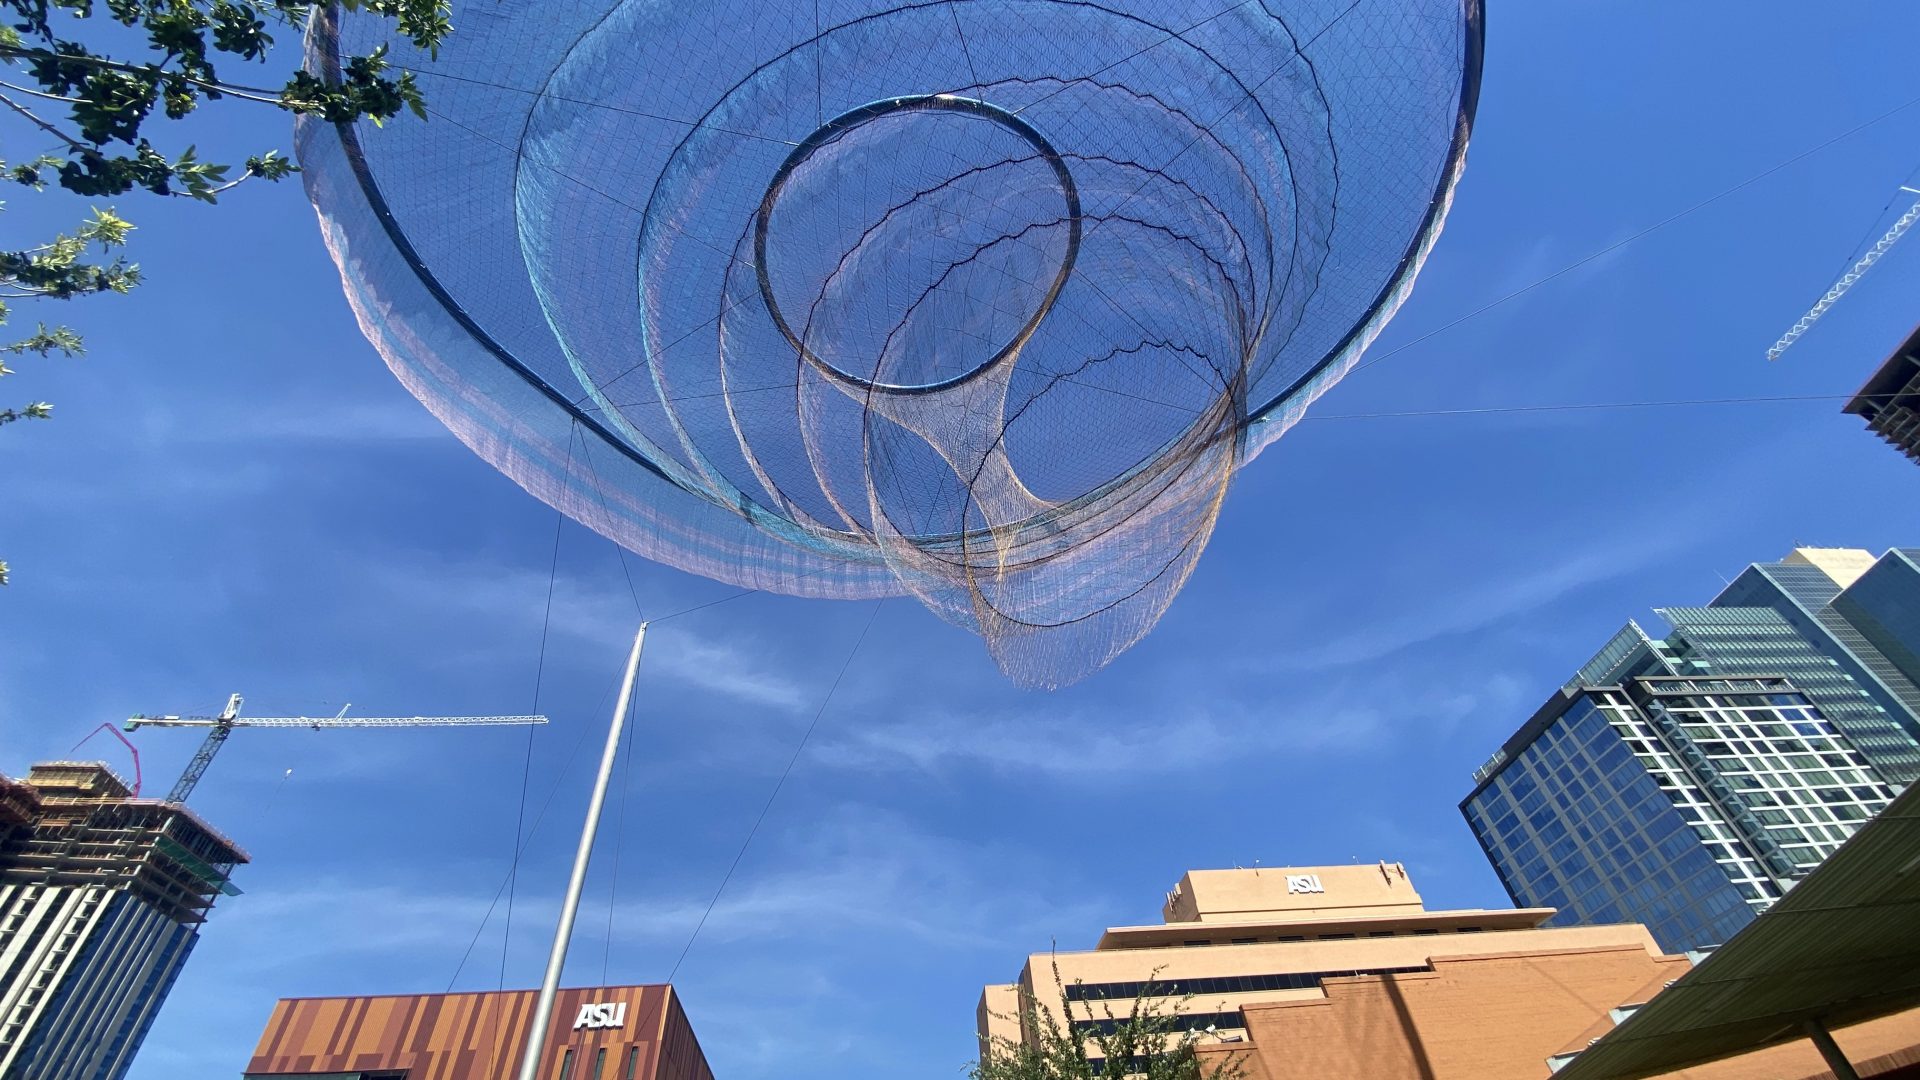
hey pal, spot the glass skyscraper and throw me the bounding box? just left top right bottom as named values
left=1655, top=605, right=1920, bottom=787
left=1709, top=548, right=1920, bottom=785
left=1832, top=548, right=1920, bottom=696
left=1463, top=621, right=1898, bottom=953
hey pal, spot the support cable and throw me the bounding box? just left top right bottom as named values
left=446, top=626, right=626, bottom=991
left=664, top=599, right=885, bottom=984
left=602, top=675, right=639, bottom=984
left=505, top=422, right=576, bottom=989
left=649, top=588, right=770, bottom=625
left=1767, top=194, right=1920, bottom=361
left=576, top=433, right=646, bottom=619
left=480, top=424, right=577, bottom=1077
left=1825, top=188, right=1908, bottom=285
left=600, top=489, right=650, bottom=986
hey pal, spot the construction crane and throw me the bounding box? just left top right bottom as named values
left=125, top=693, right=548, bottom=803
left=1767, top=184, right=1920, bottom=362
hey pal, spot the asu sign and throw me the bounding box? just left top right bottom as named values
left=1286, top=874, right=1325, bottom=895
left=243, top=985, right=711, bottom=1080
left=573, top=1001, right=629, bottom=1031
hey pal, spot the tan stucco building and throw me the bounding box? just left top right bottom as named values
left=978, top=863, right=1920, bottom=1079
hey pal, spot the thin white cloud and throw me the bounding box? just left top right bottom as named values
left=811, top=703, right=1284, bottom=777
left=356, top=556, right=810, bottom=711
left=807, top=664, right=1519, bottom=780
left=646, top=631, right=810, bottom=713
left=199, top=804, right=1097, bottom=981
left=1266, top=530, right=1703, bottom=673
left=216, top=879, right=514, bottom=967
left=163, top=397, right=447, bottom=445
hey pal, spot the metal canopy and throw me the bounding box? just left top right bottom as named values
left=1554, top=783, right=1920, bottom=1080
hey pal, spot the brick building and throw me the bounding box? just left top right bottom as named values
left=1196, top=944, right=1920, bottom=1079
left=978, top=863, right=1920, bottom=1079
left=243, top=983, right=711, bottom=1080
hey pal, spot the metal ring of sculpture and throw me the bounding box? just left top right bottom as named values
left=755, top=93, right=1084, bottom=395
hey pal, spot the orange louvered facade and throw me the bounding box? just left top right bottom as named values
left=243, top=983, right=713, bottom=1080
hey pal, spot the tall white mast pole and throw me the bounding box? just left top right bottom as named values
left=516, top=621, right=648, bottom=1080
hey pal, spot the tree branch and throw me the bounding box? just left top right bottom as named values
left=199, top=172, right=259, bottom=198
left=0, top=90, right=91, bottom=151
left=0, top=45, right=290, bottom=103
left=0, top=79, right=89, bottom=105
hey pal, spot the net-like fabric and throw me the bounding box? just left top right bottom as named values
left=297, top=0, right=1483, bottom=688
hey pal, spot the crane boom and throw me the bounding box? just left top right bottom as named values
left=128, top=715, right=548, bottom=729
left=1767, top=191, right=1920, bottom=362
left=123, top=693, right=547, bottom=803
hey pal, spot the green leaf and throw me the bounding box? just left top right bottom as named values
left=244, top=150, right=298, bottom=181
left=79, top=207, right=135, bottom=246
left=2, top=323, right=87, bottom=358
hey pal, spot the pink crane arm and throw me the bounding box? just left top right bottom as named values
left=68, top=722, right=144, bottom=798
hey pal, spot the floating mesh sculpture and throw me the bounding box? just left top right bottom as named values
left=298, top=0, right=1484, bottom=687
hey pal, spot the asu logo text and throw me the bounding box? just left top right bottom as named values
left=573, top=1001, right=628, bottom=1031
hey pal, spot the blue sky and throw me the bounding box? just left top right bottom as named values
left=5, top=2, right=1920, bottom=1078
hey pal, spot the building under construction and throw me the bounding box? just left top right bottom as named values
left=0, top=761, right=247, bottom=1080
left=1846, top=322, right=1920, bottom=466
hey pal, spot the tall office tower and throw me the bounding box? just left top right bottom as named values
left=1463, top=621, right=1898, bottom=953
left=0, top=762, right=246, bottom=1080
left=1832, top=548, right=1920, bottom=695
left=1660, top=605, right=1920, bottom=788
left=1843, top=323, right=1920, bottom=464
left=1708, top=547, right=1920, bottom=785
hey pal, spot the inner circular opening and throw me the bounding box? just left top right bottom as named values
left=754, top=94, right=1082, bottom=394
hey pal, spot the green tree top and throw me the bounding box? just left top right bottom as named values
left=972, top=963, right=1250, bottom=1080
left=1, top=0, right=447, bottom=202
left=1, top=0, right=450, bottom=584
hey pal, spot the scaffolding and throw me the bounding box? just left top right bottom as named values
left=0, top=763, right=249, bottom=926
left=0, top=776, right=40, bottom=836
